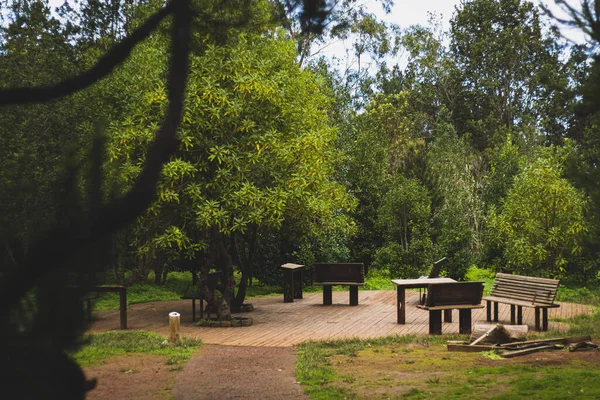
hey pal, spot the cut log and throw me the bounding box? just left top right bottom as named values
left=470, top=325, right=498, bottom=346
left=568, top=341, right=598, bottom=352
left=470, top=324, right=528, bottom=344
left=499, top=336, right=591, bottom=348
left=500, top=344, right=562, bottom=358
left=447, top=344, right=498, bottom=352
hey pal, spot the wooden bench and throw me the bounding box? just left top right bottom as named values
left=416, top=282, right=484, bottom=335
left=313, top=263, right=365, bottom=306
left=78, top=285, right=127, bottom=329
left=483, top=273, right=560, bottom=331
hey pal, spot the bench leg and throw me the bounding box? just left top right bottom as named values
left=510, top=305, right=516, bottom=325
left=429, top=310, right=442, bottom=335
left=535, top=307, right=540, bottom=331
left=86, top=299, right=93, bottom=321
left=323, top=286, right=332, bottom=305
left=493, top=302, right=499, bottom=322
left=349, top=286, right=359, bottom=306
left=192, top=299, right=196, bottom=322
left=119, top=288, right=127, bottom=330
left=443, top=309, right=452, bottom=323
left=517, top=306, right=523, bottom=325
left=486, top=300, right=491, bottom=322
left=543, top=308, right=548, bottom=331
left=459, top=309, right=472, bottom=334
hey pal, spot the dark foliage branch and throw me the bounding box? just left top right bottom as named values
left=0, top=0, right=191, bottom=315
left=0, top=0, right=176, bottom=105
left=542, top=0, right=600, bottom=45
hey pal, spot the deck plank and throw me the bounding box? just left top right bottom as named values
left=88, top=290, right=593, bottom=347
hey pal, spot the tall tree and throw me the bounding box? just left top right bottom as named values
left=106, top=26, right=354, bottom=318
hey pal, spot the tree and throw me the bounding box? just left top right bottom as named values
left=0, top=0, right=334, bottom=396
left=373, top=175, right=432, bottom=278
left=486, top=144, right=588, bottom=278
left=427, top=109, right=484, bottom=279
left=106, top=25, right=355, bottom=319
left=449, top=0, right=576, bottom=152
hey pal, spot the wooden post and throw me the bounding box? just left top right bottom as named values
left=169, top=312, right=180, bottom=344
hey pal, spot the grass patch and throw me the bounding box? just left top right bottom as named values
left=71, top=331, right=201, bottom=368
left=297, top=333, right=600, bottom=399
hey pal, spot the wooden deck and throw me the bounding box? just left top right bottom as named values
left=89, top=290, right=595, bottom=347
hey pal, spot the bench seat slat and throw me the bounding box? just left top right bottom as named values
left=417, top=304, right=484, bottom=311
left=482, top=295, right=560, bottom=308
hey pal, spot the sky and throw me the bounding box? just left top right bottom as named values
left=317, top=0, right=587, bottom=71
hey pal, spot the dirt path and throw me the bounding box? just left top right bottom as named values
left=171, top=345, right=308, bottom=400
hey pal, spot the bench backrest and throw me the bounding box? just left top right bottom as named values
left=428, top=257, right=448, bottom=279
left=490, top=273, right=559, bottom=306
left=425, top=282, right=484, bottom=307
left=313, top=263, right=365, bottom=284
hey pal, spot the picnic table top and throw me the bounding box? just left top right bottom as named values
left=391, top=277, right=456, bottom=288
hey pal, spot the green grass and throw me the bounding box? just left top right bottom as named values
left=296, top=331, right=600, bottom=399
left=71, top=331, right=201, bottom=370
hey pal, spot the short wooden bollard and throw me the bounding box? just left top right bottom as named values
left=169, top=312, right=180, bottom=344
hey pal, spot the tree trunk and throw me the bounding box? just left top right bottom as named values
left=201, top=228, right=234, bottom=321
left=231, top=226, right=258, bottom=309
left=131, top=259, right=150, bottom=284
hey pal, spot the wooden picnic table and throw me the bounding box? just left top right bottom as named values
left=392, top=277, right=456, bottom=324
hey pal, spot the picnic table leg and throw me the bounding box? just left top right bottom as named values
left=349, top=286, right=359, bottom=306
left=429, top=310, right=442, bottom=335
left=323, top=285, right=332, bottom=305
left=443, top=309, right=452, bottom=323
left=517, top=306, right=523, bottom=325
left=397, top=287, right=406, bottom=324
left=510, top=305, right=516, bottom=325
left=459, top=309, right=472, bottom=334
left=119, top=288, right=127, bottom=330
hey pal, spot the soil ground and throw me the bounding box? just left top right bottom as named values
left=84, top=345, right=307, bottom=400
left=83, top=341, right=600, bottom=399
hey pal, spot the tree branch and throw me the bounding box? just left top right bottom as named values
left=0, top=0, right=191, bottom=314
left=0, top=0, right=175, bottom=105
